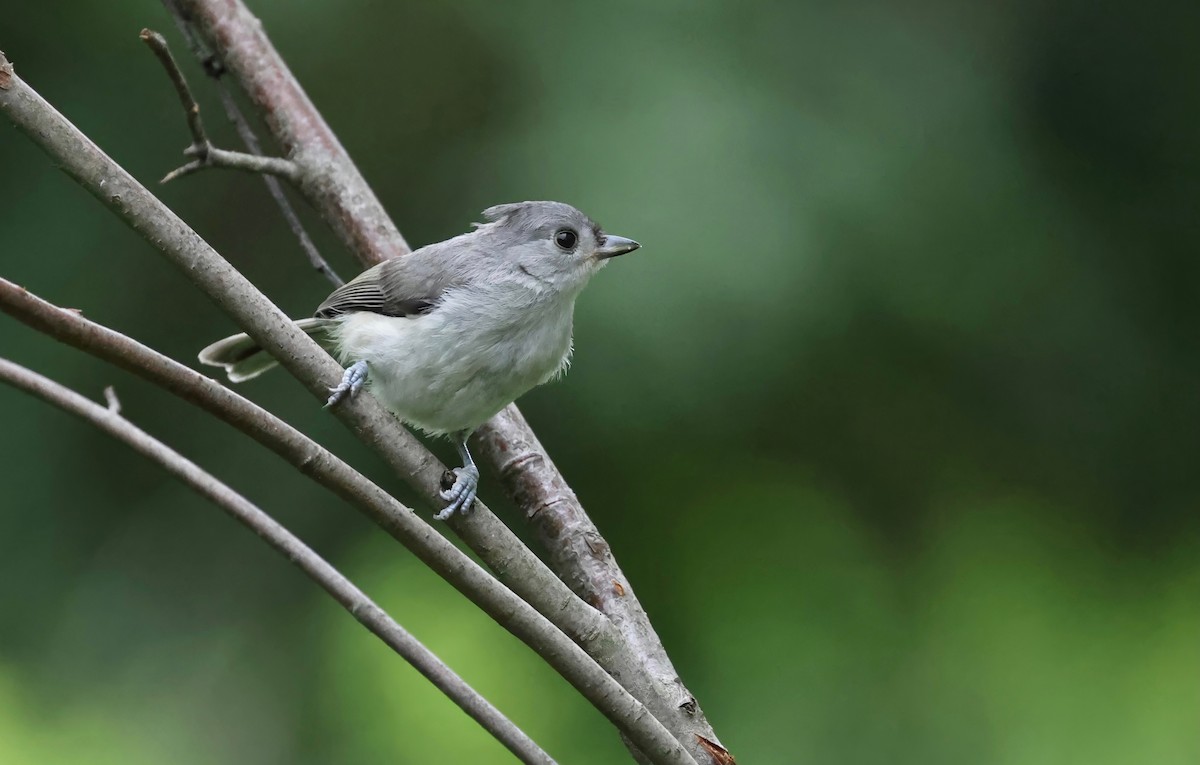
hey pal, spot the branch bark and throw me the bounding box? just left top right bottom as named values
left=478, top=409, right=709, bottom=719
left=164, top=1, right=730, bottom=759
left=0, top=358, right=556, bottom=765
left=0, top=59, right=695, bottom=765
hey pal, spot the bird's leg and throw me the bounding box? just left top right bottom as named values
left=436, top=429, right=480, bottom=520
left=324, top=360, right=368, bottom=408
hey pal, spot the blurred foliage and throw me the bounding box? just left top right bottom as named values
left=2, top=0, right=1199, bottom=762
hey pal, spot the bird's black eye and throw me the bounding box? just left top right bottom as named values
left=554, top=229, right=578, bottom=251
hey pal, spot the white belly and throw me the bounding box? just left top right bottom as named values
left=328, top=286, right=575, bottom=435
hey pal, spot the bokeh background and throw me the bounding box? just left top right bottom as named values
left=2, top=0, right=1198, bottom=762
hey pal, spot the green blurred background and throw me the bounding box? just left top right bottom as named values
left=2, top=0, right=1198, bottom=762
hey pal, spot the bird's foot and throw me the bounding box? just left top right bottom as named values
left=324, top=360, right=368, bottom=408
left=436, top=464, right=480, bottom=521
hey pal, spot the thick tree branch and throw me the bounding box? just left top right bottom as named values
left=0, top=61, right=695, bottom=765
left=478, top=409, right=710, bottom=721
left=0, top=358, right=556, bottom=765
left=164, top=2, right=729, bottom=759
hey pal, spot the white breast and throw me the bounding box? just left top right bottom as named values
left=329, top=281, right=576, bottom=435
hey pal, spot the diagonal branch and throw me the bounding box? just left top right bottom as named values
left=0, top=61, right=696, bottom=765
left=208, top=85, right=342, bottom=285
left=0, top=358, right=556, bottom=765
left=162, top=1, right=730, bottom=760
left=477, top=410, right=717, bottom=738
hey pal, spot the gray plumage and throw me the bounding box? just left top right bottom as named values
left=198, top=201, right=640, bottom=518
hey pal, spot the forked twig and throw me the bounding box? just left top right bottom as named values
left=149, top=13, right=343, bottom=285
left=141, top=28, right=302, bottom=185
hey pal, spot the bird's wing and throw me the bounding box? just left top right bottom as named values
left=314, top=248, right=458, bottom=318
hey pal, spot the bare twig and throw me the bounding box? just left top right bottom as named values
left=149, top=15, right=342, bottom=287
left=0, top=275, right=622, bottom=654
left=140, top=29, right=304, bottom=186
left=0, top=290, right=608, bottom=660
left=160, top=143, right=302, bottom=184
left=162, top=0, right=411, bottom=259
left=214, top=83, right=342, bottom=285
left=0, top=358, right=557, bottom=765
left=0, top=64, right=696, bottom=765
left=140, top=28, right=209, bottom=144
left=164, top=2, right=730, bottom=760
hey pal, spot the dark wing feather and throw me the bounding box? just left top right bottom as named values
left=314, top=254, right=452, bottom=319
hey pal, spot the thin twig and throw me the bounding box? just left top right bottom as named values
left=163, top=2, right=729, bottom=760
left=0, top=358, right=557, bottom=765
left=161, top=0, right=226, bottom=78
left=0, top=66, right=696, bottom=765
left=160, top=144, right=302, bottom=184
left=214, top=85, right=342, bottom=285
left=140, top=28, right=208, bottom=145
left=156, top=8, right=342, bottom=286
left=140, top=29, right=303, bottom=186
left=165, top=0, right=411, bottom=260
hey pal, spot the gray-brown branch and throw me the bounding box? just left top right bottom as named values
left=0, top=58, right=696, bottom=765
left=163, top=1, right=730, bottom=760
left=0, top=358, right=555, bottom=765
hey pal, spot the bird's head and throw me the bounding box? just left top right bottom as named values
left=476, top=201, right=640, bottom=294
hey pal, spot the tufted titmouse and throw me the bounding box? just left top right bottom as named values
left=198, top=201, right=640, bottom=519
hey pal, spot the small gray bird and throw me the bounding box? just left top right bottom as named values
left=198, top=201, right=640, bottom=519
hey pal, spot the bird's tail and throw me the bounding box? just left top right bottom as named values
left=198, top=317, right=335, bottom=383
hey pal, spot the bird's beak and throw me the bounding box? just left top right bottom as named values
left=596, top=235, right=641, bottom=259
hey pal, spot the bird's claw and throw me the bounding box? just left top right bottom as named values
left=436, top=465, right=480, bottom=521
left=325, top=360, right=368, bottom=408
